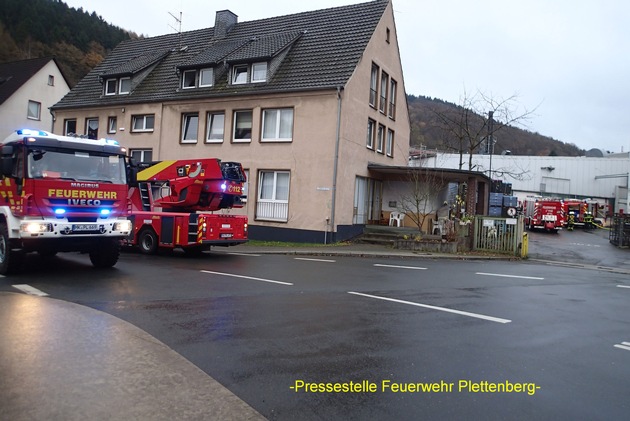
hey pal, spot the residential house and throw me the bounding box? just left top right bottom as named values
left=51, top=0, right=410, bottom=242
left=0, top=57, right=70, bottom=137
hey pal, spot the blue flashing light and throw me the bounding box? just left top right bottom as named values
left=221, top=183, right=227, bottom=191
left=100, top=209, right=111, bottom=216
left=17, top=129, right=48, bottom=137
left=54, top=208, right=66, bottom=215
left=104, top=139, right=119, bottom=146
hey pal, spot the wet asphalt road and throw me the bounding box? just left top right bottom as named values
left=1, top=230, right=629, bottom=420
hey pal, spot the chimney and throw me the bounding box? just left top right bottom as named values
left=215, top=10, right=238, bottom=38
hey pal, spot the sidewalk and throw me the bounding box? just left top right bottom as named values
left=230, top=241, right=516, bottom=260
left=0, top=292, right=265, bottom=421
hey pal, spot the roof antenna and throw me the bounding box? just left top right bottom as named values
left=168, top=11, right=183, bottom=49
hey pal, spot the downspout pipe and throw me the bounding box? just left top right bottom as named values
left=330, top=86, right=343, bottom=243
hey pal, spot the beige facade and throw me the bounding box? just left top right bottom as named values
left=52, top=1, right=409, bottom=242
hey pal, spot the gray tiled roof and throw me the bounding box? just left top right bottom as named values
left=52, top=0, right=388, bottom=110
left=101, top=50, right=171, bottom=77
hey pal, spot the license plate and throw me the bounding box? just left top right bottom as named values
left=73, top=224, right=98, bottom=232
left=220, top=233, right=233, bottom=238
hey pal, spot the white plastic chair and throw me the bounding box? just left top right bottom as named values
left=389, top=211, right=404, bottom=227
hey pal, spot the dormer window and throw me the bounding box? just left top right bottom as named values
left=104, top=77, right=130, bottom=95
left=231, top=62, right=268, bottom=85
left=252, top=62, right=267, bottom=83
left=199, top=68, right=214, bottom=87
left=182, top=70, right=196, bottom=89
left=182, top=68, right=214, bottom=88
left=105, top=79, right=117, bottom=95
left=119, top=77, right=131, bottom=94
left=232, top=65, right=248, bottom=84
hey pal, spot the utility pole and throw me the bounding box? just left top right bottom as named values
left=487, top=110, right=494, bottom=182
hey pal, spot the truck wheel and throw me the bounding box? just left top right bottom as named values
left=0, top=222, right=23, bottom=275
left=138, top=229, right=158, bottom=255
left=89, top=239, right=120, bottom=268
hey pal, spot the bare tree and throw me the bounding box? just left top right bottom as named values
left=431, top=89, right=537, bottom=171
left=396, top=168, right=447, bottom=233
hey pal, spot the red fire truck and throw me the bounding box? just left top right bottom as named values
left=523, top=198, right=564, bottom=233
left=0, top=129, right=132, bottom=274
left=126, top=158, right=248, bottom=255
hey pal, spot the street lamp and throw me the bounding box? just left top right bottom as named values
left=488, top=111, right=494, bottom=182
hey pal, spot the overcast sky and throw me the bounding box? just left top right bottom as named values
left=62, top=0, right=630, bottom=153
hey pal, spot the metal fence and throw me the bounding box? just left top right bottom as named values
left=473, top=216, right=526, bottom=256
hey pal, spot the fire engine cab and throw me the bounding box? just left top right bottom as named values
left=0, top=129, right=132, bottom=274
left=126, top=158, right=248, bottom=255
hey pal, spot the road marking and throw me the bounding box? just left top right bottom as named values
left=227, top=252, right=262, bottom=257
left=12, top=284, right=49, bottom=297
left=374, top=264, right=427, bottom=270
left=294, top=258, right=336, bottom=263
left=476, top=272, right=545, bottom=280
left=617, top=285, right=630, bottom=289
left=200, top=270, right=293, bottom=286
left=348, top=291, right=511, bottom=324
left=614, top=342, right=630, bottom=352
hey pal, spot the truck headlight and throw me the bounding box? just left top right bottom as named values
left=21, top=222, right=53, bottom=233
left=114, top=220, right=132, bottom=232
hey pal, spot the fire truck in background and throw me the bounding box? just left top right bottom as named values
left=0, top=129, right=132, bottom=274
left=126, top=158, right=248, bottom=255
left=563, top=199, right=603, bottom=228
left=523, top=197, right=564, bottom=233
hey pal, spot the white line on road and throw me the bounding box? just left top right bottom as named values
left=617, top=285, right=630, bottom=289
left=374, top=264, right=427, bottom=270
left=348, top=291, right=511, bottom=324
left=12, top=284, right=49, bottom=297
left=476, top=272, right=545, bottom=280
left=614, top=342, right=630, bottom=352
left=227, top=252, right=262, bottom=257
left=294, top=258, right=336, bottom=263
left=200, top=270, right=293, bottom=286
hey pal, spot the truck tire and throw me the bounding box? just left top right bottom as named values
left=138, top=229, right=158, bottom=255
left=89, top=239, right=120, bottom=268
left=0, top=222, right=24, bottom=275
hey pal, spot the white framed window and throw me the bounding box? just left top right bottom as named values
left=386, top=129, right=394, bottom=157
left=27, top=100, right=41, bottom=120
left=206, top=112, right=225, bottom=143
left=130, top=149, right=153, bottom=163
left=48, top=75, right=54, bottom=86
left=199, top=68, right=214, bottom=87
left=232, top=65, right=248, bottom=84
left=252, top=62, right=267, bottom=83
left=366, top=119, right=375, bottom=150
left=389, top=79, right=397, bottom=120
left=262, top=108, right=293, bottom=142
left=256, top=170, right=290, bottom=222
left=376, top=124, right=385, bottom=153
left=119, top=77, right=131, bottom=94
left=233, top=110, right=252, bottom=142
left=131, top=114, right=155, bottom=132
left=64, top=119, right=77, bottom=136
left=105, top=79, right=117, bottom=95
left=182, top=70, right=196, bottom=89
left=369, top=63, right=379, bottom=107
left=86, top=118, right=99, bottom=139
left=108, top=116, right=117, bottom=134
left=379, top=71, right=388, bottom=114
left=181, top=113, right=199, bottom=143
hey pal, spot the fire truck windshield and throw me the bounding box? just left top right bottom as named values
left=28, top=148, right=126, bottom=184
